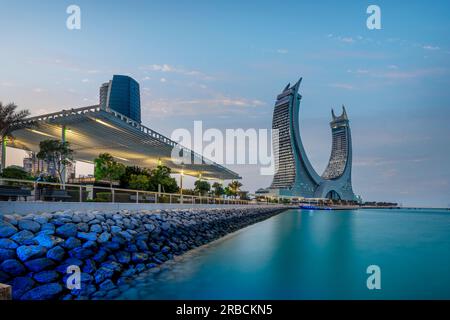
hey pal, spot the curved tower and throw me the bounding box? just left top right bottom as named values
left=269, top=78, right=356, bottom=201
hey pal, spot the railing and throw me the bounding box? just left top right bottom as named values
left=0, top=178, right=280, bottom=206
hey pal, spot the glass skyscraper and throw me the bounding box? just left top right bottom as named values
left=99, top=75, right=141, bottom=123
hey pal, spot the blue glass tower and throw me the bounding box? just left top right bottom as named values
left=99, top=75, right=141, bottom=123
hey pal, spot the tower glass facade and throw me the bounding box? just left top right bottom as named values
left=99, top=75, right=141, bottom=123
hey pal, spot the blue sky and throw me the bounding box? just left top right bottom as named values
left=1, top=0, right=449, bottom=207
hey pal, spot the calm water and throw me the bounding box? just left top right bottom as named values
left=117, top=209, right=450, bottom=300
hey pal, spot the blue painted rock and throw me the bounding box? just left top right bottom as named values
left=102, top=241, right=121, bottom=251
left=136, top=240, right=149, bottom=251
left=161, top=246, right=171, bottom=254
left=92, top=249, right=108, bottom=263
left=149, top=243, right=160, bottom=252
left=16, top=245, right=47, bottom=261
left=77, top=232, right=97, bottom=241
left=94, top=267, right=115, bottom=283
left=0, top=248, right=16, bottom=260
left=90, top=224, right=102, bottom=233
left=34, top=270, right=59, bottom=283
left=69, top=247, right=95, bottom=260
left=47, top=246, right=66, bottom=262
left=71, top=283, right=96, bottom=297
left=24, top=258, right=55, bottom=272
left=21, top=283, right=63, bottom=300
left=97, top=231, right=111, bottom=243
left=125, top=244, right=138, bottom=253
left=121, top=267, right=136, bottom=277
left=77, top=223, right=89, bottom=232
left=82, top=259, right=97, bottom=274
left=101, top=261, right=122, bottom=272
left=11, top=230, right=35, bottom=245
left=55, top=224, right=78, bottom=238
left=0, top=238, right=18, bottom=249
left=0, top=221, right=18, bottom=238
left=18, top=219, right=41, bottom=233
left=1, top=259, right=26, bottom=275
left=33, top=234, right=64, bottom=249
left=135, top=263, right=146, bottom=273
left=99, top=279, right=116, bottom=291
left=62, top=237, right=81, bottom=250
left=11, top=276, right=35, bottom=300
left=110, top=226, right=122, bottom=234
left=115, top=251, right=131, bottom=264
left=82, top=240, right=97, bottom=249
left=131, top=252, right=148, bottom=263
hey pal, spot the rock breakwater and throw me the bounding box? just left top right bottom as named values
left=0, top=206, right=286, bottom=300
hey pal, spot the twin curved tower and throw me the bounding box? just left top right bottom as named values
left=269, top=78, right=356, bottom=201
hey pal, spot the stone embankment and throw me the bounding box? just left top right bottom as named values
left=0, top=206, right=286, bottom=300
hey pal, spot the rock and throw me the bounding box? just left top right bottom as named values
left=146, top=262, right=157, bottom=269
left=94, top=267, right=114, bottom=283
left=125, top=244, right=138, bottom=252
left=11, top=230, right=35, bottom=245
left=34, top=270, right=59, bottom=283
left=62, top=237, right=82, bottom=250
left=115, top=251, right=131, bottom=264
left=149, top=243, right=160, bottom=252
left=0, top=221, right=18, bottom=238
left=82, top=259, right=96, bottom=274
left=16, top=245, right=47, bottom=261
left=90, top=224, right=102, bottom=233
left=77, top=223, right=89, bottom=232
left=77, top=232, right=97, bottom=241
left=71, top=284, right=96, bottom=297
left=97, top=231, right=111, bottom=243
left=33, top=234, right=63, bottom=249
left=24, top=258, right=54, bottom=272
left=121, top=267, right=136, bottom=277
left=135, top=263, right=146, bottom=273
left=18, top=219, right=41, bottom=233
left=55, top=223, right=78, bottom=238
left=0, top=238, right=18, bottom=249
left=136, top=239, right=149, bottom=251
left=118, top=230, right=133, bottom=241
left=82, top=240, right=97, bottom=249
left=47, top=246, right=66, bottom=262
left=1, top=259, right=26, bottom=275
left=69, top=247, right=95, bottom=259
left=21, top=283, right=63, bottom=300
left=99, top=279, right=116, bottom=291
left=33, top=216, right=49, bottom=225
left=11, top=276, right=35, bottom=300
left=102, top=241, right=121, bottom=251
left=0, top=248, right=16, bottom=260
left=92, top=249, right=108, bottom=263
left=131, top=252, right=148, bottom=263
left=111, top=235, right=126, bottom=245
left=110, top=226, right=122, bottom=234
left=101, top=261, right=122, bottom=272
left=41, top=223, right=56, bottom=232
left=161, top=246, right=171, bottom=254
left=0, top=270, right=9, bottom=282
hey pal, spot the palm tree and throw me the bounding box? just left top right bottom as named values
left=0, top=102, right=33, bottom=172
left=228, top=180, right=243, bottom=198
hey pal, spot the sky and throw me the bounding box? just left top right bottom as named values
left=0, top=0, right=449, bottom=207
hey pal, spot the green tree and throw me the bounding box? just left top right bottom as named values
left=128, top=174, right=150, bottom=191
left=227, top=180, right=243, bottom=197
left=0, top=102, right=34, bottom=172
left=149, top=165, right=179, bottom=193
left=120, top=165, right=151, bottom=188
left=0, top=165, right=33, bottom=180
left=194, top=180, right=211, bottom=196
left=212, top=182, right=225, bottom=197
left=94, top=153, right=126, bottom=188
left=36, top=139, right=74, bottom=188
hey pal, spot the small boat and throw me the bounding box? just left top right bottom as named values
left=299, top=204, right=332, bottom=210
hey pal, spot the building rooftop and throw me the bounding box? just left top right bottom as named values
left=8, top=105, right=240, bottom=180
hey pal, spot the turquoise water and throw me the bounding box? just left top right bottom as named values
left=118, top=209, right=450, bottom=299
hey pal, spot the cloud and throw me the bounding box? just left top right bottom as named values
left=276, top=49, right=288, bottom=54
left=423, top=45, right=440, bottom=51
left=81, top=78, right=89, bottom=83
left=141, top=64, right=213, bottom=80
left=340, top=37, right=355, bottom=43
left=32, top=88, right=44, bottom=93
left=143, top=96, right=266, bottom=117
left=329, top=83, right=354, bottom=90
left=160, top=78, right=167, bottom=83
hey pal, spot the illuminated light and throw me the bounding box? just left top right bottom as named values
left=113, top=155, right=129, bottom=162
left=28, top=129, right=57, bottom=138
left=181, top=169, right=184, bottom=176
